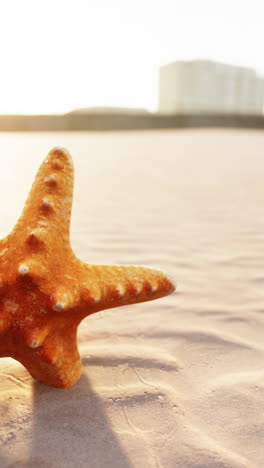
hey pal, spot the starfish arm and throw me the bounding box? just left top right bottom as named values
left=80, top=264, right=175, bottom=314
left=11, top=147, right=74, bottom=249
left=13, top=327, right=82, bottom=388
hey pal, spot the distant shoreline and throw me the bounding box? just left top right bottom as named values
left=0, top=113, right=263, bottom=131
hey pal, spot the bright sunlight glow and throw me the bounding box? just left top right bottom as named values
left=0, top=0, right=263, bottom=114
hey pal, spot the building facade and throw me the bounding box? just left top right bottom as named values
left=159, top=60, right=264, bottom=115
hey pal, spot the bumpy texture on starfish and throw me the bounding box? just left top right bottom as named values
left=0, top=148, right=175, bottom=388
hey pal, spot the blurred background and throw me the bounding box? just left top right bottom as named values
left=0, top=0, right=263, bottom=130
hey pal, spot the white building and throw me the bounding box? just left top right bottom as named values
left=159, top=60, right=264, bottom=115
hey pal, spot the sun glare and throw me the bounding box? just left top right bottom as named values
left=0, top=0, right=263, bottom=114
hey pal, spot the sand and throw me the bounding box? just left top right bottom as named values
left=0, top=129, right=264, bottom=468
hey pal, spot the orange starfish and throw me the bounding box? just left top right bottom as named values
left=0, top=148, right=175, bottom=388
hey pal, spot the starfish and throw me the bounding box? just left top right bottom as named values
left=0, top=148, right=175, bottom=388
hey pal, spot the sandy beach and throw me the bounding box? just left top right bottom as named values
left=0, top=129, right=263, bottom=468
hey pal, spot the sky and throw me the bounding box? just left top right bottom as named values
left=0, top=0, right=263, bottom=114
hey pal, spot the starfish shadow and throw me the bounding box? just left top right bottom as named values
left=0, top=456, right=12, bottom=468
left=28, top=374, right=133, bottom=468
